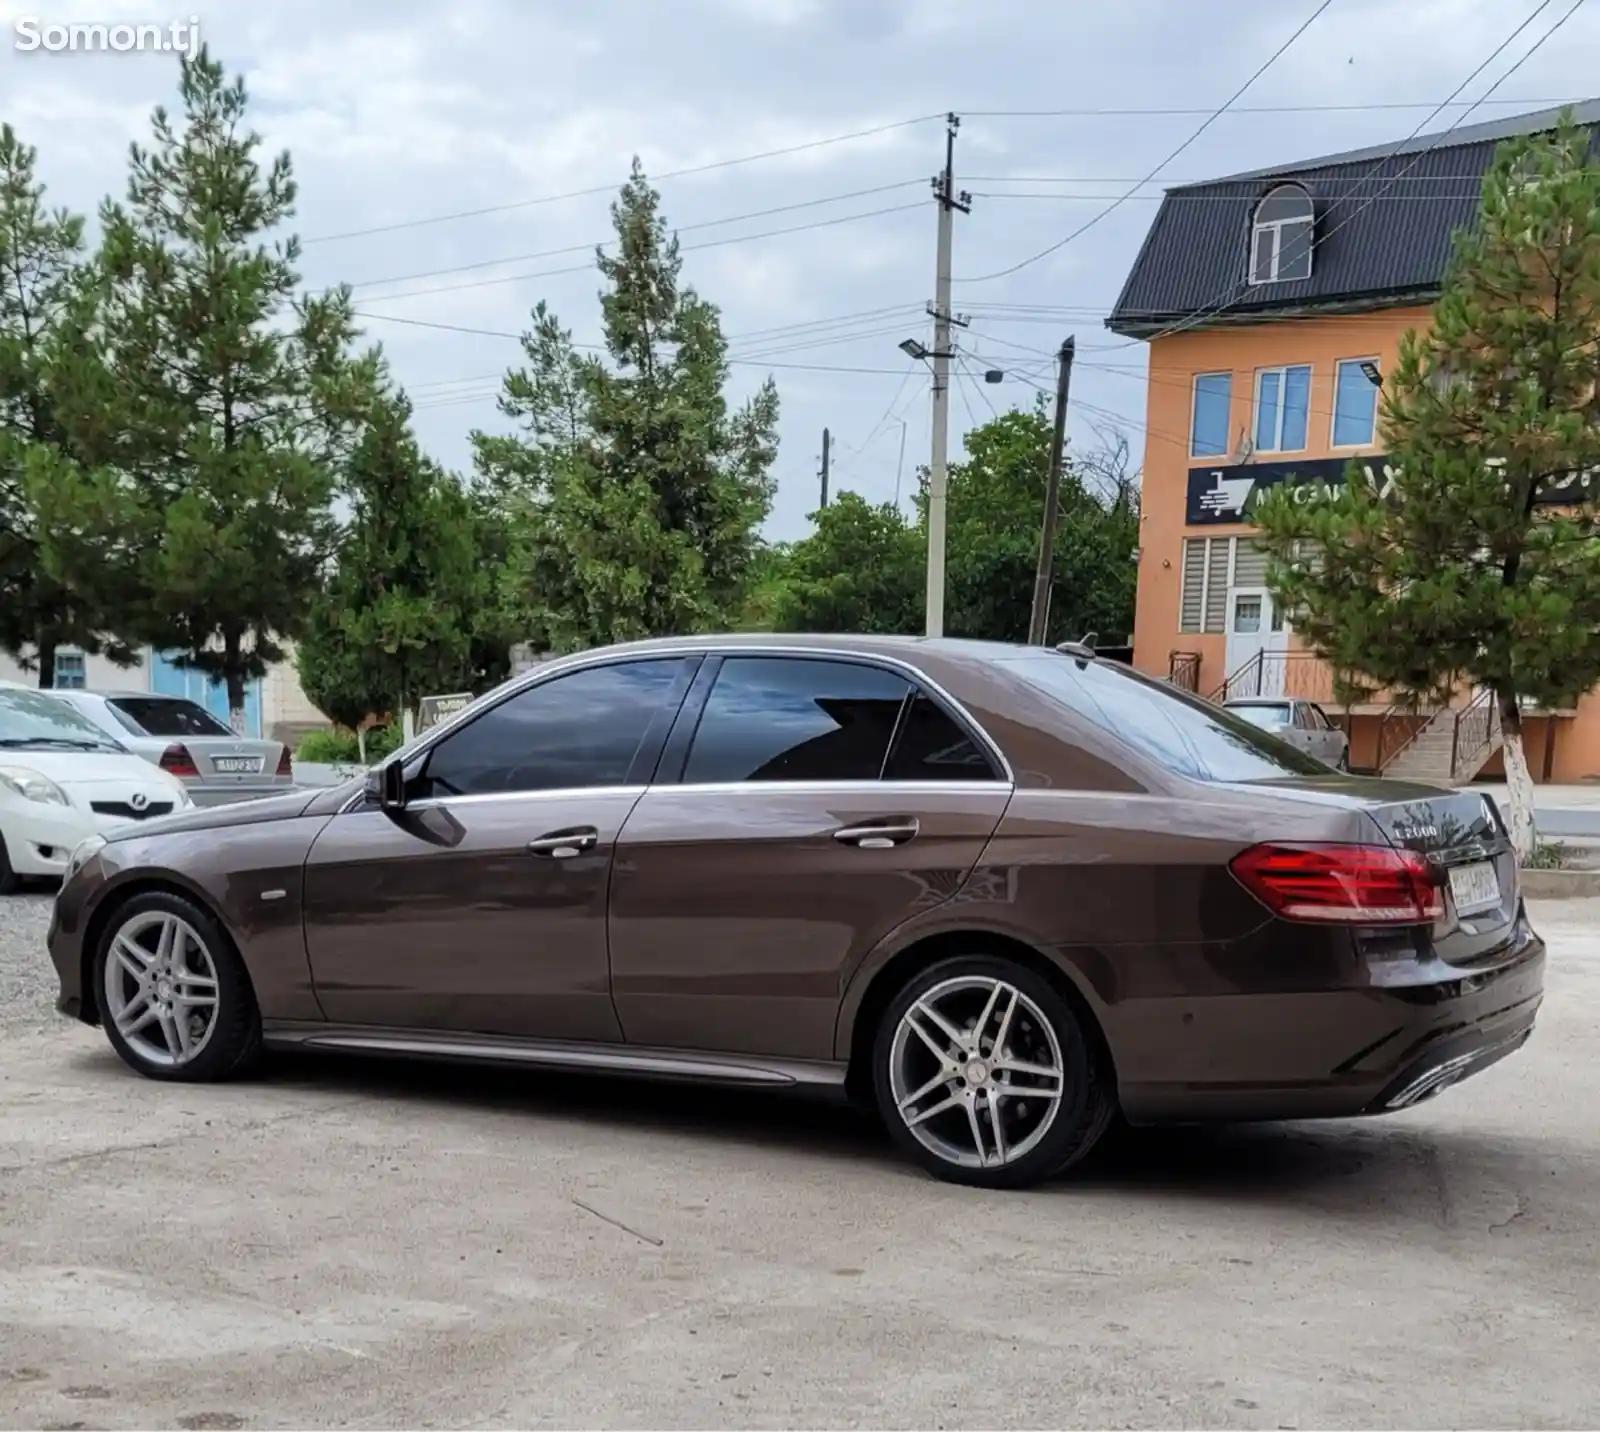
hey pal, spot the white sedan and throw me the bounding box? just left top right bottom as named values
left=0, top=683, right=193, bottom=893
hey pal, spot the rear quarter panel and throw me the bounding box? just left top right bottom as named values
left=59, top=813, right=332, bottom=1023
left=834, top=784, right=1370, bottom=1067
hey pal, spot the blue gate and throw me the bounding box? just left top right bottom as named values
left=148, top=651, right=262, bottom=736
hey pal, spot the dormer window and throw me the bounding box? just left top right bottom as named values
left=1249, top=184, right=1314, bottom=284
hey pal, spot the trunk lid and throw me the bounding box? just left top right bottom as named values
left=182, top=737, right=287, bottom=786
left=1226, top=775, right=1519, bottom=960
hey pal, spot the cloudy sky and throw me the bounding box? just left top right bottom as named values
left=3, top=0, right=1596, bottom=539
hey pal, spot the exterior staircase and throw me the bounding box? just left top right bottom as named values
left=1382, top=691, right=1503, bottom=785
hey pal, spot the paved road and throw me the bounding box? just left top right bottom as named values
left=2, top=894, right=1597, bottom=1429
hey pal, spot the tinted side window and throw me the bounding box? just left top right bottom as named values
left=684, top=657, right=911, bottom=783
left=417, top=659, right=688, bottom=798
left=884, top=693, right=997, bottom=781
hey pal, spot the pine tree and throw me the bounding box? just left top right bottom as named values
left=1254, top=117, right=1600, bottom=857
left=33, top=50, right=377, bottom=728
left=297, top=391, right=489, bottom=742
left=0, top=124, right=137, bottom=684
left=473, top=162, right=779, bottom=651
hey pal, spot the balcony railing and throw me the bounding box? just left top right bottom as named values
left=1168, top=651, right=1201, bottom=693
left=1205, top=650, right=1448, bottom=709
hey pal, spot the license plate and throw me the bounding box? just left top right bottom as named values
left=1448, top=860, right=1500, bottom=915
left=213, top=757, right=262, bottom=774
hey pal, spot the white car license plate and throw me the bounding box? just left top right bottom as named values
left=1448, top=860, right=1500, bottom=915
left=213, top=757, right=262, bottom=774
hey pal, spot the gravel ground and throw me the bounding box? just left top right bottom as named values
left=0, top=891, right=55, bottom=1037
left=3, top=893, right=1599, bottom=1429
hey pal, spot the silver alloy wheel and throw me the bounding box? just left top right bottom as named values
left=102, top=910, right=221, bottom=1068
left=888, top=975, right=1066, bottom=1170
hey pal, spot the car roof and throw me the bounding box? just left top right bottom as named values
left=71, top=689, right=191, bottom=701
left=1224, top=698, right=1295, bottom=706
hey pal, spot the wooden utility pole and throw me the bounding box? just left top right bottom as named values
left=1027, top=336, right=1077, bottom=646
left=819, top=427, right=830, bottom=509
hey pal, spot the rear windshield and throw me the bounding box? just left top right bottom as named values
left=1229, top=703, right=1293, bottom=730
left=998, top=655, right=1329, bottom=782
left=110, top=697, right=233, bottom=738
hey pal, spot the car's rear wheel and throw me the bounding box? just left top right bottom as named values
left=96, top=891, right=262, bottom=1082
left=872, top=954, right=1114, bottom=1189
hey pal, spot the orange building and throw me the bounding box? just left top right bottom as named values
left=1107, top=101, right=1600, bottom=785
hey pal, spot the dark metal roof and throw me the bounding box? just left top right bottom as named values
left=1107, top=101, right=1600, bottom=339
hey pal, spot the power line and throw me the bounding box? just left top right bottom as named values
left=302, top=113, right=944, bottom=245
left=351, top=309, right=917, bottom=373
left=355, top=201, right=925, bottom=305
left=1118, top=0, right=1580, bottom=350
left=954, top=0, right=1336, bottom=285
left=346, top=181, right=927, bottom=292
left=971, top=189, right=1498, bottom=202
left=961, top=97, right=1586, bottom=117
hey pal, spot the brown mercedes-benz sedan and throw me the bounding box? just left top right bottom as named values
left=46, top=635, right=1545, bottom=1187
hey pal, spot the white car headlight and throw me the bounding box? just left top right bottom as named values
left=0, top=765, right=69, bottom=806
left=64, top=834, right=106, bottom=880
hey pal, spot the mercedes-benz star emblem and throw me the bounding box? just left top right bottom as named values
left=129, top=791, right=150, bottom=812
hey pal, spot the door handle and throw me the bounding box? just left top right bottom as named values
left=833, top=820, right=919, bottom=849
left=527, top=827, right=599, bottom=858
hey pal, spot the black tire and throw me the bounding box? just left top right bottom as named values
left=96, top=890, right=262, bottom=1083
left=1337, top=749, right=1350, bottom=772
left=871, top=954, right=1115, bottom=1189
left=0, top=834, right=21, bottom=896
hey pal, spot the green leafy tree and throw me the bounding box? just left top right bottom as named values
left=473, top=161, right=779, bottom=652
left=768, top=492, right=925, bottom=634
left=942, top=407, right=1139, bottom=645
left=1254, top=117, right=1600, bottom=857
left=0, top=124, right=137, bottom=684
left=767, top=410, right=1139, bottom=641
left=297, top=391, right=489, bottom=749
left=32, top=50, right=377, bottom=727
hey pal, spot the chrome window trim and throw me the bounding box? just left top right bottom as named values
left=343, top=779, right=1015, bottom=816
left=404, top=785, right=647, bottom=812
left=369, top=642, right=1016, bottom=786
left=641, top=779, right=1015, bottom=798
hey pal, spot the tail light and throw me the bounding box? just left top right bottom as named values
left=159, top=743, right=199, bottom=778
left=276, top=747, right=293, bottom=778
left=1230, top=843, right=1443, bottom=925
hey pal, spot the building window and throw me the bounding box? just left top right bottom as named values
left=1190, top=372, right=1232, bottom=457
left=1179, top=536, right=1268, bottom=633
left=1249, top=184, right=1314, bottom=284
left=1332, top=358, right=1380, bottom=447
left=1254, top=364, right=1311, bottom=452
left=53, top=650, right=87, bottom=689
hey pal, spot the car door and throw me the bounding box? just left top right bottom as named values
left=303, top=655, right=698, bottom=1041
left=607, top=653, right=1013, bottom=1062
left=1305, top=704, right=1346, bottom=766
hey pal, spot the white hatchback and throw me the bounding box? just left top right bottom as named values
left=0, top=683, right=193, bottom=892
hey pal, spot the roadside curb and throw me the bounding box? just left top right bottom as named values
left=1520, top=868, right=1600, bottom=899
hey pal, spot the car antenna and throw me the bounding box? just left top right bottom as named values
left=1054, top=631, right=1097, bottom=658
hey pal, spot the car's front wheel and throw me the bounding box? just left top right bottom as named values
left=96, top=891, right=262, bottom=1082
left=872, top=955, right=1114, bottom=1188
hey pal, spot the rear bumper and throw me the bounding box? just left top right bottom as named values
left=1115, top=917, right=1545, bottom=1124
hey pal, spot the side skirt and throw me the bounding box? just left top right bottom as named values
left=261, top=1021, right=849, bottom=1092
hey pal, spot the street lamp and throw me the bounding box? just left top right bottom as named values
left=899, top=338, right=930, bottom=361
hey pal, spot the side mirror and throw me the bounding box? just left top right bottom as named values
left=366, top=760, right=408, bottom=811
